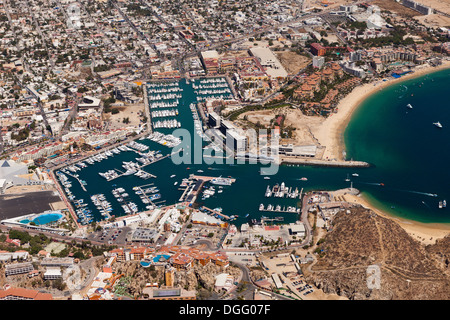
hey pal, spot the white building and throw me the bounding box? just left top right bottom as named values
left=43, top=267, right=62, bottom=280
left=249, top=47, right=288, bottom=79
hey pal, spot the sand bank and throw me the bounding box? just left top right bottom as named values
left=314, top=60, right=450, bottom=161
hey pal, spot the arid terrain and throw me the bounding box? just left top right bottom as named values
left=303, top=207, right=450, bottom=300
left=237, top=106, right=324, bottom=147
left=275, top=51, right=311, bottom=75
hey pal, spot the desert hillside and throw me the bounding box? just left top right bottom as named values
left=303, top=207, right=450, bottom=300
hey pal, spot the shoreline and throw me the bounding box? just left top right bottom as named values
left=316, top=62, right=450, bottom=244
left=344, top=192, right=450, bottom=246
left=315, top=60, right=450, bottom=161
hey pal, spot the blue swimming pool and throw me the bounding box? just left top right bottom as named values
left=153, top=254, right=170, bottom=262
left=20, top=213, right=64, bottom=226
left=140, top=261, right=151, bottom=267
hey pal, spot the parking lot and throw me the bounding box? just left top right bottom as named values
left=179, top=224, right=228, bottom=249
left=87, top=227, right=130, bottom=245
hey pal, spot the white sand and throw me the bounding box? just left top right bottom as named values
left=314, top=60, right=450, bottom=161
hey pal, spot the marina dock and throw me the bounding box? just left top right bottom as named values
left=64, top=171, right=87, bottom=192
left=264, top=184, right=302, bottom=199
left=106, top=153, right=169, bottom=181
left=133, top=183, right=162, bottom=208
left=259, top=204, right=300, bottom=214
left=190, top=175, right=236, bottom=183
left=201, top=206, right=230, bottom=220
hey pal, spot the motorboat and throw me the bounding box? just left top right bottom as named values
left=434, top=122, right=443, bottom=128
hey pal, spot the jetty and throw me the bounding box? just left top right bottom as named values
left=280, top=158, right=371, bottom=168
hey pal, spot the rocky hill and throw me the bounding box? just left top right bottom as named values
left=303, top=207, right=450, bottom=300
left=113, top=260, right=241, bottom=298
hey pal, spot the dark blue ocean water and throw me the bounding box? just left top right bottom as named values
left=344, top=68, right=450, bottom=223
left=59, top=71, right=450, bottom=227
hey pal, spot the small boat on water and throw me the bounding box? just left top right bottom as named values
left=345, top=174, right=350, bottom=182
left=264, top=176, right=270, bottom=180
left=434, top=122, right=443, bottom=128
left=352, top=173, right=359, bottom=177
left=407, top=104, right=413, bottom=109
left=300, top=177, right=308, bottom=181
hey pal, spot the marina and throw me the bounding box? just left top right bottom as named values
left=264, top=184, right=303, bottom=199
left=259, top=203, right=300, bottom=214
left=53, top=73, right=450, bottom=228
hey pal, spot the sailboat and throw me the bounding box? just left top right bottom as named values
left=345, top=174, right=350, bottom=182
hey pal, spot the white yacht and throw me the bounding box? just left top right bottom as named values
left=434, top=122, right=443, bottom=128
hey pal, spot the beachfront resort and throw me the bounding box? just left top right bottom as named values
left=1, top=0, right=450, bottom=304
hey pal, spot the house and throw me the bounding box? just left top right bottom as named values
left=0, top=285, right=53, bottom=300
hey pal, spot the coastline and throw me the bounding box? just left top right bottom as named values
left=314, top=60, right=450, bottom=161
left=344, top=192, right=450, bottom=246
left=315, top=60, right=450, bottom=244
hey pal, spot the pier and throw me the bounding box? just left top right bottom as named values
left=264, top=184, right=302, bottom=199
left=201, top=206, right=231, bottom=220
left=259, top=204, right=300, bottom=214
left=134, top=183, right=161, bottom=208
left=107, top=153, right=170, bottom=181
left=261, top=217, right=284, bottom=223
left=280, top=157, right=371, bottom=168
left=189, top=175, right=236, bottom=183
left=64, top=171, right=87, bottom=192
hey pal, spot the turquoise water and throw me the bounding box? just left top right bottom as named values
left=20, top=213, right=64, bottom=226
left=58, top=71, right=450, bottom=227
left=344, top=68, right=450, bottom=223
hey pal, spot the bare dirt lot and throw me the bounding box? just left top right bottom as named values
left=238, top=107, right=324, bottom=146
left=275, top=51, right=311, bottom=75
left=103, top=104, right=144, bottom=129
left=373, top=0, right=422, bottom=17
left=415, top=13, right=450, bottom=28
left=414, top=0, right=450, bottom=15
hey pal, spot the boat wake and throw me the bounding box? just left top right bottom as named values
left=422, top=201, right=431, bottom=208
left=396, top=189, right=438, bottom=197
left=358, top=182, right=383, bottom=186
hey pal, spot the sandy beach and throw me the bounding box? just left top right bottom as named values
left=313, top=60, right=450, bottom=243
left=344, top=193, right=450, bottom=245
left=314, top=60, right=450, bottom=161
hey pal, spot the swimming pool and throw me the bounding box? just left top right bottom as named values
left=20, top=212, right=64, bottom=226
left=140, top=261, right=151, bottom=267
left=153, top=254, right=170, bottom=262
